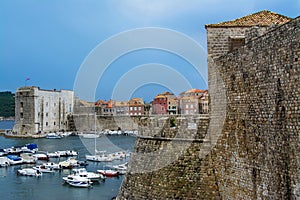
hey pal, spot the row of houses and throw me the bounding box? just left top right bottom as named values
left=93, top=89, right=209, bottom=116
left=152, top=89, right=209, bottom=115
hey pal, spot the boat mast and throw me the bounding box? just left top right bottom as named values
left=94, top=111, right=97, bottom=154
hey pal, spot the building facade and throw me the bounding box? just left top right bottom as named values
left=13, top=86, right=74, bottom=134
left=129, top=98, right=145, bottom=116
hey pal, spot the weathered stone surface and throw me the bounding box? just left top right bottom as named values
left=118, top=17, right=299, bottom=200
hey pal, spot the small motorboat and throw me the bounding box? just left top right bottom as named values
left=7, top=155, right=23, bottom=165
left=45, top=133, right=62, bottom=139
left=47, top=152, right=60, bottom=158
left=20, top=153, right=37, bottom=164
left=44, top=162, right=61, bottom=170
left=70, top=168, right=104, bottom=182
left=58, top=157, right=79, bottom=169
left=0, top=157, right=10, bottom=167
left=56, top=150, right=78, bottom=157
left=33, top=153, right=49, bottom=161
left=17, top=168, right=42, bottom=177
left=111, top=162, right=128, bottom=175
left=62, top=176, right=92, bottom=188
left=33, top=165, right=55, bottom=173
left=21, top=143, right=38, bottom=154
left=97, top=169, right=119, bottom=177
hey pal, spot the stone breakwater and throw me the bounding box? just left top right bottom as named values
left=118, top=17, right=299, bottom=199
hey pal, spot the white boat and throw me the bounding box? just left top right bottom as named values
left=17, top=168, right=42, bottom=177
left=0, top=157, right=10, bottom=167
left=7, top=155, right=23, bottom=165
left=58, top=157, right=79, bottom=169
left=20, top=153, right=37, bottom=164
left=47, top=152, right=60, bottom=158
left=44, top=162, right=61, bottom=170
left=33, top=153, right=49, bottom=161
left=20, top=143, right=38, bottom=153
left=56, top=150, right=78, bottom=157
left=33, top=165, right=55, bottom=173
left=62, top=176, right=92, bottom=188
left=45, top=133, right=62, bottom=139
left=69, top=168, right=104, bottom=182
left=112, top=162, right=128, bottom=175
left=85, top=154, right=114, bottom=162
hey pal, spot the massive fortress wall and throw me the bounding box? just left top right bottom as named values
left=117, top=17, right=299, bottom=199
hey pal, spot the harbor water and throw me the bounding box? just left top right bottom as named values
left=0, top=120, right=136, bottom=200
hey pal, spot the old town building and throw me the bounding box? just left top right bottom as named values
left=13, top=86, right=74, bottom=134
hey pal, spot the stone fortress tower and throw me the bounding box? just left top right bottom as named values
left=13, top=86, right=74, bottom=135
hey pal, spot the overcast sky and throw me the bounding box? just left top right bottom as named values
left=1, top=0, right=299, bottom=101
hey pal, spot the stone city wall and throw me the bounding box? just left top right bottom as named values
left=118, top=17, right=299, bottom=199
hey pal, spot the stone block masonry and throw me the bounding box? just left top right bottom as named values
left=118, top=16, right=299, bottom=199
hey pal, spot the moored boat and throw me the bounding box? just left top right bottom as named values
left=62, top=176, right=92, bottom=188
left=20, top=153, right=37, bottom=164
left=45, top=133, right=62, bottom=139
left=44, top=162, right=61, bottom=170
left=58, top=157, right=79, bottom=169
left=33, top=165, right=55, bottom=173
left=0, top=157, right=10, bottom=167
left=33, top=153, right=49, bottom=161
left=70, top=168, right=104, bottom=182
left=7, top=155, right=23, bottom=165
left=97, top=169, right=119, bottom=177
left=17, top=168, right=42, bottom=177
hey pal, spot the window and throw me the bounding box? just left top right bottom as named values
left=191, top=104, right=193, bottom=109
left=130, top=107, right=133, bottom=111
left=138, top=107, right=141, bottom=111
left=46, top=122, right=48, bottom=126
left=20, top=102, right=23, bottom=108
left=134, top=107, right=137, bottom=111
left=54, top=103, right=56, bottom=107
left=46, top=102, right=48, bottom=107
left=54, top=122, right=56, bottom=126
left=229, top=37, right=245, bottom=51
left=46, top=113, right=48, bottom=117
left=20, top=112, right=24, bottom=119
left=186, top=105, right=189, bottom=109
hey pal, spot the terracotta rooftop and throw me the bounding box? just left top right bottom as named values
left=205, top=10, right=292, bottom=28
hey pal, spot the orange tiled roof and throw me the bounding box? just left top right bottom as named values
left=205, top=10, right=291, bottom=28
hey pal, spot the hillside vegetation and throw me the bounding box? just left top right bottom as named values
left=0, top=91, right=15, bottom=117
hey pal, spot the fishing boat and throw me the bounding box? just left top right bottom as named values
left=7, top=155, right=23, bottom=165
left=17, top=168, right=42, bottom=177
left=62, top=176, right=92, bottom=188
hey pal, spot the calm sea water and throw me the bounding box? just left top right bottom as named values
left=0, top=120, right=136, bottom=200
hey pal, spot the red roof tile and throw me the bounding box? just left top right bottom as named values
left=205, top=10, right=291, bottom=28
